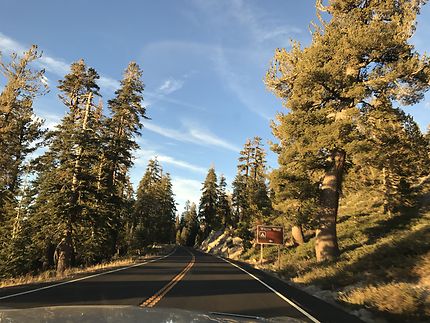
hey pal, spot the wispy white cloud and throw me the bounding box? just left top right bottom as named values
left=146, top=92, right=205, bottom=111
left=158, top=77, right=184, bottom=95
left=184, top=0, right=298, bottom=120
left=144, top=123, right=188, bottom=141
left=212, top=47, right=272, bottom=120
left=0, top=32, right=119, bottom=91
left=157, top=155, right=206, bottom=174
left=144, top=121, right=240, bottom=152
left=99, top=76, right=120, bottom=91
left=0, top=32, right=26, bottom=54
left=188, top=127, right=238, bottom=151
left=191, top=0, right=302, bottom=44
left=134, top=148, right=206, bottom=174
left=229, top=0, right=302, bottom=43
left=142, top=40, right=271, bottom=118
left=38, top=55, right=69, bottom=75
left=42, top=112, right=62, bottom=130
left=144, top=72, right=206, bottom=111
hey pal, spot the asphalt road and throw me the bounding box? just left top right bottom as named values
left=0, top=247, right=362, bottom=322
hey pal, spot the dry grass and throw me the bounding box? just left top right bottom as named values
left=413, top=251, right=430, bottom=288
left=0, top=244, right=175, bottom=289
left=239, top=187, right=430, bottom=321
left=0, top=257, right=136, bottom=288
left=338, top=283, right=425, bottom=316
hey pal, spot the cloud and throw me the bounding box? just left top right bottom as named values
left=158, top=77, right=184, bottom=94
left=42, top=113, right=62, bottom=131
left=99, top=76, right=120, bottom=91
left=144, top=121, right=240, bottom=152
left=142, top=40, right=271, bottom=118
left=0, top=32, right=118, bottom=91
left=38, top=55, right=69, bottom=75
left=146, top=92, right=206, bottom=111
left=191, top=0, right=302, bottom=44
left=0, top=32, right=26, bottom=54
left=171, top=177, right=202, bottom=210
left=157, top=155, right=206, bottom=174
left=229, top=0, right=302, bottom=43
left=134, top=148, right=206, bottom=174
left=212, top=47, right=272, bottom=120
left=184, top=1, right=299, bottom=121
left=188, top=127, right=239, bottom=151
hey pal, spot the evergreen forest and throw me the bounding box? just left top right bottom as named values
left=1, top=1, right=430, bottom=320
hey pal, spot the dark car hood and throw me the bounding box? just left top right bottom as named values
left=0, top=305, right=304, bottom=322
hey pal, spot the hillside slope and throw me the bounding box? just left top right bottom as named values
left=200, top=180, right=430, bottom=322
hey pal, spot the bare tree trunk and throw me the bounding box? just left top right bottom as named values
left=291, top=225, right=305, bottom=245
left=315, top=149, right=345, bottom=262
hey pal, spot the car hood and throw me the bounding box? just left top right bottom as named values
left=0, top=305, right=304, bottom=322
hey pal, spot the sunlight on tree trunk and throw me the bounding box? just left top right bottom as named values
left=291, top=225, right=305, bottom=245
left=315, top=149, right=345, bottom=262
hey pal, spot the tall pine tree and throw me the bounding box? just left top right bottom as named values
left=217, top=175, right=232, bottom=228
left=97, top=62, right=147, bottom=256
left=266, top=0, right=430, bottom=261
left=232, top=137, right=272, bottom=245
left=0, top=46, right=47, bottom=278
left=199, top=167, right=219, bottom=238
left=32, top=59, right=101, bottom=272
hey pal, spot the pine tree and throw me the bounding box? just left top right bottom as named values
left=158, top=173, right=176, bottom=243
left=178, top=201, right=199, bottom=246
left=199, top=167, right=219, bottom=237
left=105, top=62, right=147, bottom=196
left=133, top=159, right=176, bottom=248
left=270, top=162, right=319, bottom=245
left=232, top=137, right=272, bottom=245
left=266, top=0, right=430, bottom=261
left=133, top=159, right=162, bottom=247
left=32, top=59, right=101, bottom=272
left=0, top=46, right=47, bottom=278
left=186, top=202, right=199, bottom=246
left=97, top=62, right=147, bottom=256
left=355, top=106, right=429, bottom=213
left=217, top=175, right=232, bottom=228
left=0, top=45, right=46, bottom=195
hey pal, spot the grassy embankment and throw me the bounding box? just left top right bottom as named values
left=0, top=244, right=174, bottom=288
left=241, top=181, right=430, bottom=322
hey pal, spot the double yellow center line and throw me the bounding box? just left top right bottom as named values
left=140, top=249, right=195, bottom=308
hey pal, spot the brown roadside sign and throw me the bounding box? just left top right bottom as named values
left=257, top=225, right=284, bottom=245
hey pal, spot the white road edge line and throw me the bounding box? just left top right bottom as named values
left=217, top=256, right=321, bottom=323
left=0, top=247, right=178, bottom=301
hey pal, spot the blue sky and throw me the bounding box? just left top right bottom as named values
left=1, top=0, right=430, bottom=211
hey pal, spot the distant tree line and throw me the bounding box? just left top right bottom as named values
left=0, top=47, right=176, bottom=278
left=176, top=137, right=273, bottom=249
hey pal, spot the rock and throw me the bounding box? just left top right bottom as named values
left=199, top=229, right=244, bottom=259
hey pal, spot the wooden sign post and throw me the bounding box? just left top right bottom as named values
left=256, top=225, right=284, bottom=269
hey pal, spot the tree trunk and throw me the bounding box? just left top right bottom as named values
left=291, top=225, right=305, bottom=245
left=55, top=228, right=73, bottom=275
left=315, top=149, right=345, bottom=262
